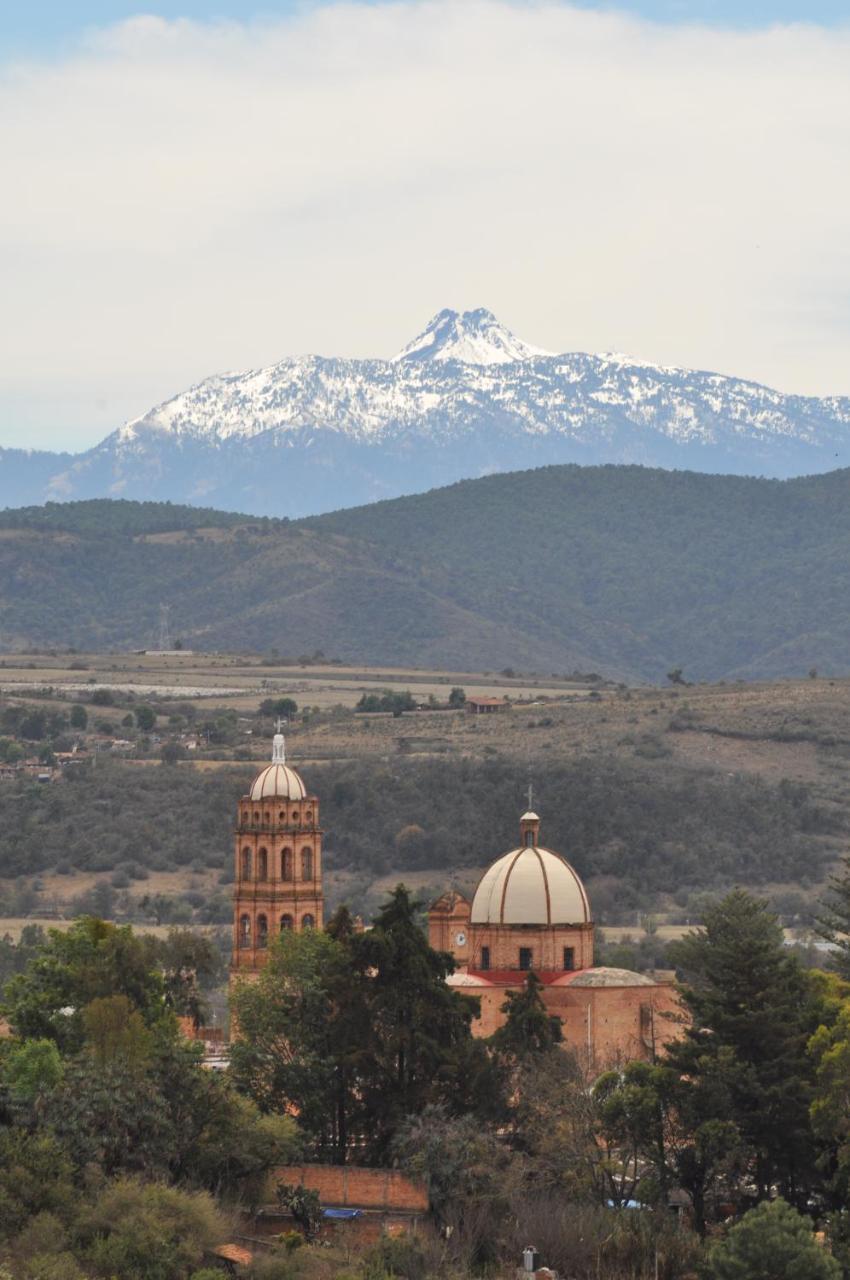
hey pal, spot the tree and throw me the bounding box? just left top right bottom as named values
left=491, top=972, right=561, bottom=1061
left=352, top=885, right=489, bottom=1158
left=448, top=687, right=466, bottom=708
left=2, top=917, right=165, bottom=1052
left=705, top=1199, right=839, bottom=1280
left=160, top=740, right=187, bottom=765
left=667, top=891, right=824, bottom=1216
left=818, top=856, right=850, bottom=980
left=3, top=1037, right=63, bottom=1106
left=0, top=1130, right=77, bottom=1237
left=259, top=697, right=298, bottom=719
left=276, top=1183, right=322, bottom=1240
left=666, top=668, right=687, bottom=686
left=230, top=926, right=370, bottom=1162
left=135, top=705, right=156, bottom=732
left=75, top=1178, right=224, bottom=1280
left=68, top=705, right=87, bottom=730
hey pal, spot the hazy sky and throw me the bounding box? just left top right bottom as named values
left=3, top=0, right=850, bottom=450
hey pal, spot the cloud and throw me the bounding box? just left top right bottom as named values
left=1, top=1, right=849, bottom=447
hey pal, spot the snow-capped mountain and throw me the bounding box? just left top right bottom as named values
left=5, top=308, right=850, bottom=517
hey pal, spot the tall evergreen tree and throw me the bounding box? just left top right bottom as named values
left=667, top=890, right=823, bottom=1210
left=353, top=885, right=489, bottom=1159
left=491, top=972, right=561, bottom=1060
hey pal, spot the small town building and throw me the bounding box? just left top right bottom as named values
left=465, top=696, right=509, bottom=714
left=428, top=811, right=682, bottom=1066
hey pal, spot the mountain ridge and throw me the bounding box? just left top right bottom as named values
left=4, top=463, right=850, bottom=682
left=4, top=309, right=850, bottom=516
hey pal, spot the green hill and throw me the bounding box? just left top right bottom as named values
left=4, top=465, right=850, bottom=680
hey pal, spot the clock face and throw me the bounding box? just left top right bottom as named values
left=455, top=931, right=467, bottom=947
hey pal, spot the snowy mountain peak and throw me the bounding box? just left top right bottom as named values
left=392, top=307, right=552, bottom=366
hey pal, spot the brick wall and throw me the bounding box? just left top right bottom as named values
left=462, top=979, right=684, bottom=1068
left=273, top=1165, right=428, bottom=1213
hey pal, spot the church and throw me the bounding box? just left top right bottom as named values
left=232, top=735, right=681, bottom=1066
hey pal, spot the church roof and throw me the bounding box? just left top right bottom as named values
left=556, top=966, right=657, bottom=988
left=470, top=844, right=590, bottom=926
left=249, top=763, right=307, bottom=801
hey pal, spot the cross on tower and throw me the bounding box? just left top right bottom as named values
left=527, top=781, right=534, bottom=811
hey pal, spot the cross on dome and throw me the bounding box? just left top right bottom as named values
left=271, top=720, right=286, bottom=764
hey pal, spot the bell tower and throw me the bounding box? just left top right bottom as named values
left=231, top=730, right=324, bottom=971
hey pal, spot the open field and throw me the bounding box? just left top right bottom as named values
left=2, top=656, right=850, bottom=939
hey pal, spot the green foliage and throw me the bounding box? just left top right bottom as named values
left=448, top=687, right=466, bottom=708
left=356, top=690, right=416, bottom=715
left=359, top=1233, right=427, bottom=1280
left=0, top=1130, right=77, bottom=1236
left=491, top=973, right=561, bottom=1061
left=4, top=1037, right=63, bottom=1104
left=275, top=1183, right=322, bottom=1241
left=1, top=917, right=165, bottom=1051
left=135, top=705, right=157, bottom=732
left=667, top=891, right=826, bottom=1219
left=705, top=1199, right=840, bottom=1280
left=68, top=705, right=87, bottom=730
left=0, top=754, right=832, bottom=902
left=75, top=1176, right=225, bottom=1280
left=259, top=698, right=298, bottom=719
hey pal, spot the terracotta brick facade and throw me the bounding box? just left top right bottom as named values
left=460, top=974, right=683, bottom=1066
left=232, top=790, right=323, bottom=971
left=273, top=1165, right=428, bottom=1212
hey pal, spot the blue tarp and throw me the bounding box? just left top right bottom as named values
left=323, top=1208, right=362, bottom=1220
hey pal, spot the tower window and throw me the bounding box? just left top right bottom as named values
left=480, top=946, right=491, bottom=971
left=519, top=947, right=533, bottom=971
left=253, top=811, right=260, bottom=824
left=301, top=914, right=315, bottom=930
left=257, top=848, right=268, bottom=880
left=241, top=847, right=252, bottom=880
left=281, top=847, right=293, bottom=880
left=279, top=810, right=285, bottom=822
left=239, top=914, right=251, bottom=948
left=525, top=829, right=534, bottom=847
left=280, top=914, right=294, bottom=931
left=563, top=947, right=575, bottom=971
left=257, top=914, right=268, bottom=948
left=301, top=847, right=313, bottom=880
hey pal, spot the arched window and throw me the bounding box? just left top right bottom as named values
left=258, top=848, right=268, bottom=880
left=253, top=810, right=260, bottom=824
left=241, top=847, right=252, bottom=880
left=279, top=810, right=285, bottom=823
left=242, top=809, right=249, bottom=824
left=301, top=847, right=313, bottom=880
left=263, top=811, right=270, bottom=824
left=281, top=847, right=293, bottom=880
left=301, top=914, right=315, bottom=930
left=239, top=914, right=251, bottom=948
left=305, top=809, right=313, bottom=823
left=525, top=829, right=534, bottom=847
left=280, top=914, right=294, bottom=931
left=292, top=810, right=299, bottom=824
left=257, top=914, right=268, bottom=948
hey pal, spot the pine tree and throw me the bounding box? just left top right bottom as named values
left=491, top=972, right=561, bottom=1060
left=705, top=1199, right=839, bottom=1280
left=667, top=890, right=822, bottom=1210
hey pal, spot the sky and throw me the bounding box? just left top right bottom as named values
left=2, top=0, right=850, bottom=450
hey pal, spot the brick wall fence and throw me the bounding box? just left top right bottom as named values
left=273, top=1165, right=428, bottom=1213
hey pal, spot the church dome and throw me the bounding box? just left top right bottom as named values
left=470, top=839, right=590, bottom=926
left=249, top=763, right=307, bottom=801
left=248, top=731, right=307, bottom=800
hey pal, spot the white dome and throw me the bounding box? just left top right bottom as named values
left=249, top=763, right=307, bottom=801
left=470, top=846, right=590, bottom=926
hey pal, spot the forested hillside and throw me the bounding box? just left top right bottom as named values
left=5, top=466, right=850, bottom=678
left=0, top=753, right=836, bottom=920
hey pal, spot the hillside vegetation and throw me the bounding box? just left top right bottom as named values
left=4, top=466, right=850, bottom=678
